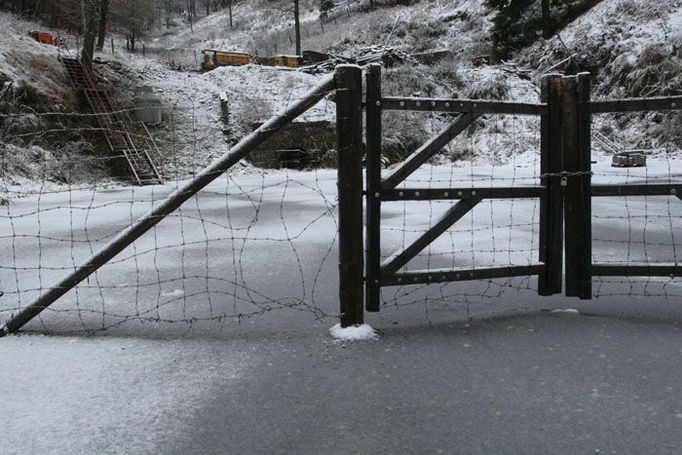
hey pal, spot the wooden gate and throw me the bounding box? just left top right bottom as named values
left=561, top=73, right=682, bottom=299
left=363, top=64, right=565, bottom=313
left=354, top=65, right=682, bottom=322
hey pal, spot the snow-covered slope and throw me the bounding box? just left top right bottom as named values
left=98, top=52, right=331, bottom=175
left=519, top=0, right=682, bottom=99
left=1, top=0, right=680, bottom=185
left=0, top=13, right=72, bottom=103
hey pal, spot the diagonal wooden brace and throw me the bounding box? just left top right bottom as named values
left=380, top=196, right=482, bottom=277
left=381, top=112, right=480, bottom=190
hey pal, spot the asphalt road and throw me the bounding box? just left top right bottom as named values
left=2, top=165, right=681, bottom=453
left=159, top=308, right=682, bottom=455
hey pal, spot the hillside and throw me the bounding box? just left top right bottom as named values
left=1, top=0, right=681, bottom=187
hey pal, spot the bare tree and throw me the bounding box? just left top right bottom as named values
left=541, top=0, right=550, bottom=38
left=80, top=0, right=100, bottom=65
left=95, top=0, right=109, bottom=50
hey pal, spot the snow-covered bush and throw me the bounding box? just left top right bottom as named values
left=488, top=0, right=600, bottom=56
left=466, top=72, right=509, bottom=100
left=431, top=57, right=465, bottom=91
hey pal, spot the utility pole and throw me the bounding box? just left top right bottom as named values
left=294, top=0, right=301, bottom=55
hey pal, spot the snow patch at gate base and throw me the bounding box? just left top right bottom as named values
left=329, top=323, right=378, bottom=341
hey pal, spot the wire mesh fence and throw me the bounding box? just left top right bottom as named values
left=590, top=109, right=682, bottom=299
left=376, top=106, right=546, bottom=315
left=369, top=69, right=682, bottom=316
left=1, top=62, right=681, bottom=336
left=0, top=84, right=342, bottom=335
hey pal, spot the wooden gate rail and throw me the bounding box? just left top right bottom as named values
left=379, top=187, right=547, bottom=201
left=364, top=63, right=562, bottom=313
left=382, top=112, right=480, bottom=189
left=380, top=97, right=547, bottom=115
left=382, top=265, right=546, bottom=287
left=591, top=184, right=682, bottom=197
left=590, top=96, right=682, bottom=113
left=592, top=265, right=682, bottom=277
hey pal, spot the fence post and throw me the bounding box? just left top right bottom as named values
left=563, top=73, right=593, bottom=299
left=365, top=63, right=382, bottom=312
left=336, top=64, right=364, bottom=327
left=538, top=74, right=564, bottom=295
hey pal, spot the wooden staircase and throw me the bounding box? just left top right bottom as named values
left=61, top=57, right=164, bottom=185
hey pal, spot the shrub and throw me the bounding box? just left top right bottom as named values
left=488, top=0, right=599, bottom=56
left=431, top=58, right=464, bottom=90
left=466, top=74, right=509, bottom=100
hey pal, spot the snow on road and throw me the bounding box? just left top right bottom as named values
left=0, top=334, right=250, bottom=455
left=1, top=159, right=680, bottom=336
left=0, top=159, right=680, bottom=454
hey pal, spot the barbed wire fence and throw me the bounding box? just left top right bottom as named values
left=589, top=109, right=682, bottom=299
left=376, top=66, right=545, bottom=319
left=0, top=78, right=343, bottom=335
left=1, top=64, right=681, bottom=336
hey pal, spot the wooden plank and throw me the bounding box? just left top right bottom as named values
left=593, top=264, right=681, bottom=277
left=380, top=197, right=481, bottom=277
left=591, top=184, right=682, bottom=197
left=365, top=64, right=382, bottom=312
left=590, top=96, right=682, bottom=113
left=538, top=74, right=551, bottom=296
left=336, top=65, right=365, bottom=328
left=538, top=74, right=564, bottom=296
left=379, top=186, right=545, bottom=201
left=382, top=113, right=479, bottom=190
left=563, top=74, right=594, bottom=299
left=381, top=265, right=544, bottom=286
left=576, top=73, right=593, bottom=299
left=381, top=97, right=546, bottom=115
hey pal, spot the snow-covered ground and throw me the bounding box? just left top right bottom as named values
left=0, top=334, right=250, bottom=454
left=2, top=2, right=682, bottom=452
left=1, top=158, right=681, bottom=453
left=1, top=158, right=680, bottom=336
left=100, top=54, right=332, bottom=174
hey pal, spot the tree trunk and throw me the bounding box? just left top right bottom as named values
left=165, top=0, right=171, bottom=28
left=228, top=0, right=233, bottom=28
left=187, top=0, right=194, bottom=32
left=81, top=0, right=99, bottom=67
left=82, top=31, right=97, bottom=65
left=294, top=0, right=301, bottom=56
left=95, top=0, right=108, bottom=51
left=541, top=0, right=551, bottom=38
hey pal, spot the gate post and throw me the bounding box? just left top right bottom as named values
left=539, top=74, right=564, bottom=295
left=365, top=63, right=382, bottom=312
left=563, top=73, right=593, bottom=299
left=336, top=65, right=365, bottom=327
